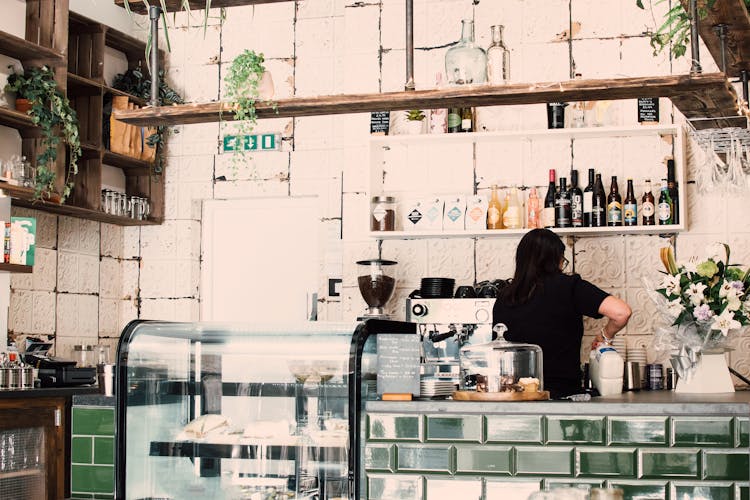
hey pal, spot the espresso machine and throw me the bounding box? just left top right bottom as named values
left=406, top=298, right=496, bottom=386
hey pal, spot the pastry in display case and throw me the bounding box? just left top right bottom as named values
left=114, top=319, right=415, bottom=500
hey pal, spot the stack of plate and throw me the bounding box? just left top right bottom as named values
left=420, top=378, right=455, bottom=398
left=420, top=278, right=455, bottom=298
left=627, top=346, right=647, bottom=365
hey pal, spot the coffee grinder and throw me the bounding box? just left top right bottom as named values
left=356, top=259, right=398, bottom=319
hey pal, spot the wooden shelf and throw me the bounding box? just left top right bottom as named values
left=114, top=0, right=292, bottom=14
left=0, top=263, right=33, bottom=274
left=369, top=225, right=684, bottom=240
left=112, top=73, right=741, bottom=127
left=102, top=151, right=152, bottom=174
left=680, top=0, right=750, bottom=78
left=105, top=86, right=147, bottom=106
left=67, top=73, right=103, bottom=96
left=0, top=184, right=161, bottom=226
left=0, top=30, right=65, bottom=66
left=0, top=107, right=36, bottom=132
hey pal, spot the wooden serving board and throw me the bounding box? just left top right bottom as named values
left=452, top=390, right=550, bottom=401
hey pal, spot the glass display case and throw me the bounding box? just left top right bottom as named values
left=115, top=319, right=414, bottom=500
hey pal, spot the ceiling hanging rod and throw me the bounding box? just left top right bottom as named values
left=690, top=0, right=702, bottom=75
left=149, top=5, right=161, bottom=107
left=405, top=0, right=415, bottom=91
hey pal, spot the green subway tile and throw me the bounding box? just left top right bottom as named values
left=740, top=485, right=749, bottom=500
left=739, top=418, right=749, bottom=448
left=515, top=447, right=573, bottom=476
left=71, top=436, right=92, bottom=464
left=486, top=415, right=543, bottom=444
left=576, top=448, right=635, bottom=477
left=367, top=474, right=422, bottom=500
left=71, top=465, right=115, bottom=494
left=93, top=495, right=114, bottom=500
left=70, top=495, right=94, bottom=499
left=608, top=417, right=667, bottom=446
left=673, top=483, right=736, bottom=500
left=608, top=480, right=666, bottom=499
left=547, top=417, right=604, bottom=445
left=639, top=449, right=699, bottom=479
left=72, top=408, right=115, bottom=437
left=485, top=479, right=542, bottom=500
left=364, top=444, right=394, bottom=471
left=397, top=444, right=453, bottom=473
left=455, top=445, right=512, bottom=475
left=93, top=437, right=114, bottom=465
left=544, top=479, right=604, bottom=491
left=425, top=477, right=481, bottom=498
left=426, top=415, right=482, bottom=442
left=704, top=450, right=750, bottom=481
left=672, top=417, right=734, bottom=447
left=367, top=414, right=421, bottom=441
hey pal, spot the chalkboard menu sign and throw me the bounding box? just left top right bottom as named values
left=376, top=334, right=420, bottom=396
left=638, top=97, right=659, bottom=123
left=370, top=111, right=390, bottom=135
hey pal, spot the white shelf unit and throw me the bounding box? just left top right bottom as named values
left=368, top=123, right=687, bottom=240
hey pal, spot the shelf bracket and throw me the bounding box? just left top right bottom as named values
left=689, top=0, right=702, bottom=75
left=149, top=5, right=162, bottom=107
left=404, top=0, right=415, bottom=91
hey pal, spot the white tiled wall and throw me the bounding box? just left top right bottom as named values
left=7, top=1, right=749, bottom=380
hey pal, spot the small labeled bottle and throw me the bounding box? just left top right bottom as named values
left=592, top=173, right=606, bottom=227
left=486, top=25, right=510, bottom=85
left=555, top=177, right=572, bottom=228
left=623, top=178, right=637, bottom=227
left=447, top=107, right=462, bottom=133
left=641, top=179, right=655, bottom=225
left=666, top=159, right=679, bottom=224
left=487, top=185, right=503, bottom=229
left=543, top=169, right=557, bottom=228
left=606, top=175, right=622, bottom=226
left=527, top=187, right=541, bottom=229
left=570, top=169, right=583, bottom=227
left=658, top=180, right=673, bottom=225
left=503, top=186, right=522, bottom=229
left=460, top=107, right=474, bottom=132
left=582, top=168, right=594, bottom=227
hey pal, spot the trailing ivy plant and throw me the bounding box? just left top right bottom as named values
left=637, top=0, right=750, bottom=59
left=112, top=66, right=184, bottom=174
left=4, top=66, right=81, bottom=201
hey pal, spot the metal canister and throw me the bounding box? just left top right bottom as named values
left=7, top=368, right=20, bottom=389
left=645, top=363, right=664, bottom=390
left=20, top=367, right=34, bottom=389
left=0, top=368, right=10, bottom=390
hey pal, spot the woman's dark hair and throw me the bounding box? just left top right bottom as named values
left=499, top=228, right=565, bottom=305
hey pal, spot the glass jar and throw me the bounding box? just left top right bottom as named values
left=74, top=344, right=96, bottom=367
left=445, top=19, right=487, bottom=85
left=486, top=25, right=510, bottom=84
left=370, top=196, right=395, bottom=231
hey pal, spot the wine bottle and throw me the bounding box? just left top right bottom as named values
left=543, top=169, right=557, bottom=228
left=583, top=168, right=594, bottom=227
left=447, top=107, right=461, bottom=133
left=503, top=186, right=522, bottom=229
left=460, top=107, right=474, bottom=132
left=592, top=173, right=606, bottom=227
left=487, top=184, right=503, bottom=229
left=641, top=179, right=655, bottom=225
left=527, top=187, right=540, bottom=229
left=607, top=175, right=622, bottom=226
left=623, top=178, right=637, bottom=227
left=555, top=177, right=572, bottom=228
left=570, top=169, right=583, bottom=227
left=667, top=159, right=679, bottom=224
left=658, top=180, right=672, bottom=225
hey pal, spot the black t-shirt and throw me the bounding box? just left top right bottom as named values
left=492, top=273, right=609, bottom=398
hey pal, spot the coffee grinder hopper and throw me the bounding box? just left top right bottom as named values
left=356, top=259, right=398, bottom=318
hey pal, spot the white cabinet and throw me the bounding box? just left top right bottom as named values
left=368, top=124, right=686, bottom=240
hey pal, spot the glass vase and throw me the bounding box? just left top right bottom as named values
left=445, top=19, right=487, bottom=85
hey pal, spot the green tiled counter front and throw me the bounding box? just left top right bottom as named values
left=364, top=392, right=750, bottom=500
left=71, top=399, right=116, bottom=500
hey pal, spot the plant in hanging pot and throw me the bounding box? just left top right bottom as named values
left=4, top=66, right=81, bottom=202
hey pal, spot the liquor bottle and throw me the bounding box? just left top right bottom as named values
left=555, top=177, right=572, bottom=228
left=486, top=25, right=510, bottom=84
left=527, top=187, right=541, bottom=229
left=570, top=169, right=583, bottom=227
left=591, top=173, right=606, bottom=227
left=445, top=19, right=487, bottom=85
left=543, top=169, right=557, bottom=228
left=607, top=176, right=623, bottom=226
left=460, top=107, right=474, bottom=132
left=623, top=178, right=637, bottom=227
left=582, top=168, right=594, bottom=227
left=658, top=180, right=673, bottom=225
left=447, top=107, right=462, bottom=133
left=487, top=184, right=503, bottom=229
left=666, top=159, right=679, bottom=224
left=503, top=186, right=522, bottom=229
left=641, top=179, right=655, bottom=225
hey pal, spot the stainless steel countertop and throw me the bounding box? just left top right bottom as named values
left=365, top=389, right=750, bottom=416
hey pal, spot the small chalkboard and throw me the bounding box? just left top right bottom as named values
left=638, top=97, right=659, bottom=123
left=376, top=334, right=420, bottom=396
left=370, top=111, right=390, bottom=135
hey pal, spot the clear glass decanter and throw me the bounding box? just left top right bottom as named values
left=445, top=19, right=487, bottom=85
left=486, top=25, right=510, bottom=84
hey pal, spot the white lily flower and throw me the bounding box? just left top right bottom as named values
left=719, top=281, right=740, bottom=299
left=666, top=298, right=685, bottom=318
left=711, top=309, right=741, bottom=336
left=680, top=259, right=699, bottom=276
left=661, top=275, right=681, bottom=296
left=684, top=282, right=707, bottom=306
left=727, top=295, right=742, bottom=312
left=705, top=242, right=727, bottom=263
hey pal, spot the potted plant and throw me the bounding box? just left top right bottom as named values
left=4, top=66, right=81, bottom=201
left=404, top=109, right=426, bottom=135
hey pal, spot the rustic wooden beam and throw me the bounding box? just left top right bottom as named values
left=680, top=0, right=750, bottom=77
left=113, top=0, right=292, bottom=14
left=113, top=73, right=742, bottom=127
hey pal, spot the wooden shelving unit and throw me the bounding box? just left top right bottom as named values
left=0, top=263, right=34, bottom=274
left=369, top=225, right=684, bottom=241
left=0, top=30, right=65, bottom=66
left=113, top=0, right=292, bottom=14
left=0, top=107, right=36, bottom=132
left=112, top=73, right=741, bottom=127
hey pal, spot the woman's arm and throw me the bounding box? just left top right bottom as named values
left=592, top=295, right=632, bottom=345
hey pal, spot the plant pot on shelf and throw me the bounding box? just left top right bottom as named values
left=15, top=98, right=32, bottom=114
left=405, top=120, right=425, bottom=135
left=674, top=350, right=735, bottom=393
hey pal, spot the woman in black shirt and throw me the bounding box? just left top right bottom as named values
left=492, top=229, right=632, bottom=398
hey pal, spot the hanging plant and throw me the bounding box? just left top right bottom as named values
left=4, top=66, right=81, bottom=201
